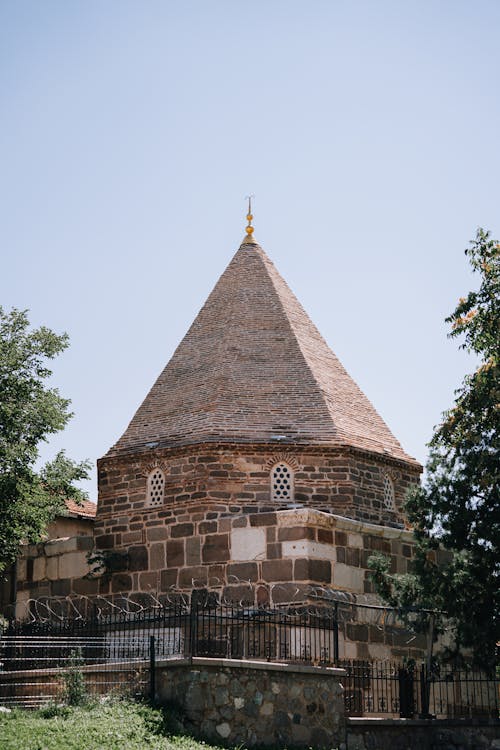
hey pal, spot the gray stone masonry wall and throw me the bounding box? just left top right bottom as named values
left=156, top=657, right=346, bottom=748
left=347, top=718, right=500, bottom=750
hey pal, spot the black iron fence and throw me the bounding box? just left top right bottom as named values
left=2, top=603, right=340, bottom=667
left=1, top=604, right=498, bottom=717
left=191, top=604, right=339, bottom=662
left=341, top=660, right=499, bottom=719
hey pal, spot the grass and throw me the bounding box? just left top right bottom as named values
left=0, top=699, right=224, bottom=750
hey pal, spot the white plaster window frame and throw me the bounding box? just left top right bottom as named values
left=271, top=462, right=294, bottom=502
left=382, top=473, right=396, bottom=511
left=147, top=468, right=165, bottom=508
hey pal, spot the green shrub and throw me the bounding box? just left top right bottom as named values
left=60, top=648, right=88, bottom=707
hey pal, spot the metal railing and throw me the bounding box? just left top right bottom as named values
left=3, top=603, right=340, bottom=666
left=1, top=605, right=498, bottom=718
left=0, top=636, right=151, bottom=708
left=341, top=660, right=499, bottom=719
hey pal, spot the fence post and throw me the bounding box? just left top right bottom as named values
left=149, top=635, right=156, bottom=704
left=333, top=602, right=339, bottom=662
left=398, top=666, right=415, bottom=718
left=189, top=598, right=198, bottom=660
left=419, top=613, right=435, bottom=718
left=419, top=663, right=432, bottom=718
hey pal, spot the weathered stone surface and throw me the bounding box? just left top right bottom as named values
left=147, top=526, right=169, bottom=542
left=262, top=559, right=293, bottom=581
left=44, top=537, right=79, bottom=556
left=58, top=551, right=90, bottom=579
left=167, top=540, right=185, bottom=568
left=294, top=558, right=331, bottom=583
left=171, top=523, right=194, bottom=538
left=46, top=556, right=59, bottom=581
left=51, top=578, right=71, bottom=597
left=231, top=527, right=266, bottom=562
left=72, top=577, right=99, bottom=595
left=282, top=540, right=336, bottom=561
left=202, top=534, right=230, bottom=563
left=111, top=574, right=132, bottom=592
left=227, top=562, right=258, bottom=582
left=215, top=722, right=231, bottom=738
left=161, top=568, right=178, bottom=590
left=178, top=566, right=208, bottom=587
left=156, top=661, right=345, bottom=748
left=186, top=537, right=201, bottom=566
left=128, top=546, right=148, bottom=571
left=150, top=543, right=165, bottom=570
left=33, top=557, right=46, bottom=581
left=332, top=562, right=364, bottom=590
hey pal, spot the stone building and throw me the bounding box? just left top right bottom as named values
left=93, top=218, right=421, bottom=605
left=8, top=216, right=428, bottom=659
left=0, top=499, right=96, bottom=618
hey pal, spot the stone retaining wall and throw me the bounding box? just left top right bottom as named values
left=156, top=657, right=346, bottom=748
left=346, top=718, right=500, bottom=750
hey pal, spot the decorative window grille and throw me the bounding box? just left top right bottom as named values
left=147, top=469, right=165, bottom=507
left=271, top=463, right=293, bottom=502
left=383, top=474, right=396, bottom=510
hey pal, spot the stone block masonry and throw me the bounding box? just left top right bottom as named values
left=156, top=657, right=346, bottom=748
left=94, top=442, right=420, bottom=615
left=94, top=439, right=419, bottom=592
left=11, top=440, right=424, bottom=663
left=97, top=443, right=420, bottom=532
left=14, top=535, right=95, bottom=619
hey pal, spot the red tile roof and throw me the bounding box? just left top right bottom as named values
left=63, top=499, right=97, bottom=518
left=108, top=239, right=417, bottom=465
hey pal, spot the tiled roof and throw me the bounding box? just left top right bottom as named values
left=63, top=499, right=97, bottom=518
left=108, top=240, right=416, bottom=464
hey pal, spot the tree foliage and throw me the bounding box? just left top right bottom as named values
left=0, top=307, right=90, bottom=574
left=369, top=229, right=499, bottom=668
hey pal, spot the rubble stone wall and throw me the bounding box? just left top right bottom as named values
left=156, top=657, right=346, bottom=748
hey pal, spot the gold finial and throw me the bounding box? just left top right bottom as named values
left=243, top=194, right=256, bottom=243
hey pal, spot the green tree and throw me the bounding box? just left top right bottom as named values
left=369, top=229, right=499, bottom=668
left=0, top=307, right=90, bottom=574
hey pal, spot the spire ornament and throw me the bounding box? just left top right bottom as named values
left=243, top=194, right=257, bottom=244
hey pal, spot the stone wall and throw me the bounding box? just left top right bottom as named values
left=8, top=441, right=426, bottom=663
left=46, top=515, right=94, bottom=539
left=94, top=440, right=420, bottom=609
left=93, top=503, right=419, bottom=606
left=97, top=443, right=420, bottom=537
left=13, top=510, right=434, bottom=661
left=156, top=657, right=346, bottom=748
left=346, top=718, right=500, bottom=750
left=14, top=535, right=94, bottom=619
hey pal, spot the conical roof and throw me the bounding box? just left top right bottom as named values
left=109, top=239, right=415, bottom=463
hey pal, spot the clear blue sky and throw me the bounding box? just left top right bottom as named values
left=1, top=1, right=499, bottom=499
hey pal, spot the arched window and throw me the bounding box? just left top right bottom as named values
left=271, top=463, right=293, bottom=502
left=147, top=468, right=165, bottom=507
left=383, top=473, right=396, bottom=510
